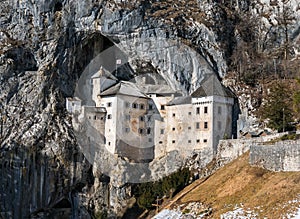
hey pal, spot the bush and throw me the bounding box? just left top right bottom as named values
left=133, top=168, right=191, bottom=210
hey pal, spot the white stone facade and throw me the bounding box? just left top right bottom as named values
left=67, top=70, right=235, bottom=162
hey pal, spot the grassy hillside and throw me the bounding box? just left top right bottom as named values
left=165, top=152, right=300, bottom=218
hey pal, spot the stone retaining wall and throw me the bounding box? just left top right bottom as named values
left=250, top=141, right=300, bottom=171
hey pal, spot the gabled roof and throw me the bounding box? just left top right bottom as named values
left=140, top=84, right=176, bottom=95
left=91, top=67, right=118, bottom=81
left=100, top=81, right=148, bottom=98
left=167, top=96, right=191, bottom=106
left=167, top=96, right=192, bottom=106
left=191, top=74, right=235, bottom=98
left=66, top=97, right=81, bottom=102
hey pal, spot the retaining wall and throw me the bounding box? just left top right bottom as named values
left=250, top=141, right=300, bottom=171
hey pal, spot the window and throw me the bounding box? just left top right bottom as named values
left=159, top=141, right=163, bottom=144
left=125, top=102, right=130, bottom=108
left=204, top=122, right=208, bottom=129
left=160, top=129, right=164, bottom=134
left=218, top=121, right=222, bottom=130
left=72, top=103, right=75, bottom=106
left=147, top=128, right=151, bottom=134
left=188, top=126, right=191, bottom=130
left=148, top=138, right=152, bottom=142
left=196, top=107, right=200, bottom=114
left=204, top=139, right=208, bottom=143
left=172, top=127, right=175, bottom=131
left=161, top=117, right=164, bottom=122
left=125, top=127, right=130, bottom=133
left=204, top=106, right=208, bottom=114
left=196, top=122, right=200, bottom=129
left=188, top=112, right=192, bottom=115
left=196, top=139, right=200, bottom=143
left=161, top=105, right=165, bottom=110
left=88, top=116, right=91, bottom=119
left=132, top=103, right=138, bottom=109
left=94, top=115, right=97, bottom=120
left=218, top=106, right=222, bottom=114
left=108, top=142, right=111, bottom=146
left=172, top=140, right=176, bottom=144
left=149, top=104, right=153, bottom=110
left=188, top=140, right=191, bottom=143
left=172, top=113, right=176, bottom=117
left=139, top=128, right=144, bottom=134
left=107, top=114, right=112, bottom=119
left=100, top=117, right=104, bottom=120
left=125, top=115, right=131, bottom=120
left=140, top=104, right=145, bottom=110
left=107, top=102, right=112, bottom=107
left=140, top=116, right=144, bottom=122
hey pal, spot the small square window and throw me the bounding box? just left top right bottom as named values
left=188, top=140, right=191, bottom=143
left=172, top=113, right=175, bottom=117
left=148, top=138, right=152, bottom=142
left=125, top=115, right=131, bottom=120
left=159, top=141, right=163, bottom=144
left=172, top=127, right=176, bottom=131
left=132, top=103, right=138, bottom=109
left=204, top=122, right=208, bottom=129
left=188, top=126, right=191, bottom=130
left=72, top=103, right=75, bottom=106
left=125, top=102, right=130, bottom=108
left=160, top=129, right=164, bottom=134
left=218, top=106, right=222, bottom=114
left=107, top=102, right=112, bottom=107
left=139, top=128, right=144, bottom=134
left=125, top=127, right=130, bottom=133
left=204, top=106, right=208, bottom=114
left=107, top=114, right=112, bottom=119
left=172, top=140, right=176, bottom=144
left=218, top=121, right=222, bottom=130
left=161, top=105, right=165, bottom=110
left=140, top=104, right=145, bottom=110
left=204, top=139, right=208, bottom=143
left=196, top=139, right=200, bottom=143
left=188, top=112, right=192, bottom=115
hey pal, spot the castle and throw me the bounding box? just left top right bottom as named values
left=67, top=67, right=235, bottom=162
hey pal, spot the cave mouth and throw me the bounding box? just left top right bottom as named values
left=53, top=198, right=71, bottom=209
left=54, top=2, right=63, bottom=12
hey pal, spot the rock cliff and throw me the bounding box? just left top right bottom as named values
left=0, top=0, right=299, bottom=218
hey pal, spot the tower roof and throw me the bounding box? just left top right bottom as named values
left=100, top=81, right=149, bottom=98
left=191, top=74, right=235, bottom=98
left=91, top=67, right=118, bottom=81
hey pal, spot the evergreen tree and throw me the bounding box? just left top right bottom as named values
left=260, top=81, right=293, bottom=132
left=293, top=79, right=300, bottom=120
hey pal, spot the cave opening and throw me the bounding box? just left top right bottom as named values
left=54, top=2, right=63, bottom=12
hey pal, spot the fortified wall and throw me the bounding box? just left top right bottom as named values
left=250, top=141, right=300, bottom=172
left=216, top=133, right=287, bottom=166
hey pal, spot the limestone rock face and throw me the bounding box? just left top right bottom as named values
left=0, top=0, right=300, bottom=218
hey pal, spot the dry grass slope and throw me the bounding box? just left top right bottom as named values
left=169, top=152, right=300, bottom=218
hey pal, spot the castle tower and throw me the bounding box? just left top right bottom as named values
left=91, top=66, right=117, bottom=107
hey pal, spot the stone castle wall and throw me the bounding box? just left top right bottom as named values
left=216, top=133, right=286, bottom=164
left=250, top=141, right=300, bottom=172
